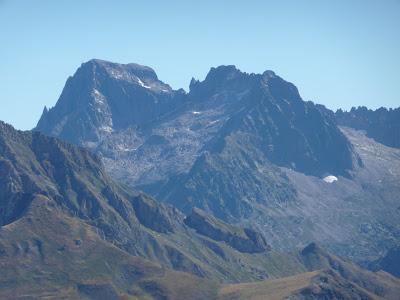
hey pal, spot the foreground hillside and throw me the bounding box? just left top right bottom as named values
left=1, top=197, right=399, bottom=299
left=0, top=194, right=217, bottom=299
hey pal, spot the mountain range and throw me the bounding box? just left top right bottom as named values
left=1, top=58, right=399, bottom=299
left=36, top=59, right=400, bottom=265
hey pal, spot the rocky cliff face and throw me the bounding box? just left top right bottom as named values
left=336, top=106, right=400, bottom=149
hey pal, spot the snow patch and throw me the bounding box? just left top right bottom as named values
left=323, top=175, right=338, bottom=183
left=109, top=69, right=124, bottom=80
left=137, top=77, right=151, bottom=89
left=92, top=89, right=105, bottom=104
left=208, top=120, right=219, bottom=126
left=116, top=144, right=137, bottom=152
left=99, top=126, right=113, bottom=133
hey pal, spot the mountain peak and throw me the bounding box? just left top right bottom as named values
left=84, top=58, right=159, bottom=81
left=189, top=65, right=256, bottom=96
left=262, top=69, right=276, bottom=78
left=207, top=65, right=241, bottom=78
left=204, top=65, right=279, bottom=84
left=35, top=59, right=184, bottom=144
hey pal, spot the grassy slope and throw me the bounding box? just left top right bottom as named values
left=0, top=195, right=218, bottom=300
left=218, top=270, right=387, bottom=300
left=219, top=271, right=319, bottom=300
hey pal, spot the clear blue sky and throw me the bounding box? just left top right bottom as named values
left=1, top=0, right=399, bottom=130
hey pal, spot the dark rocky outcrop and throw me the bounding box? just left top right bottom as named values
left=131, top=193, right=181, bottom=233
left=184, top=208, right=270, bottom=253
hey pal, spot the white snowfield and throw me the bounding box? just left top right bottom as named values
left=323, top=175, right=338, bottom=183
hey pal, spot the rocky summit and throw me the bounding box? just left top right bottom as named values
left=36, top=59, right=187, bottom=145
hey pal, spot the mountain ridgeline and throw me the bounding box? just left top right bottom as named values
left=36, top=59, right=355, bottom=178
left=336, top=106, right=400, bottom=149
